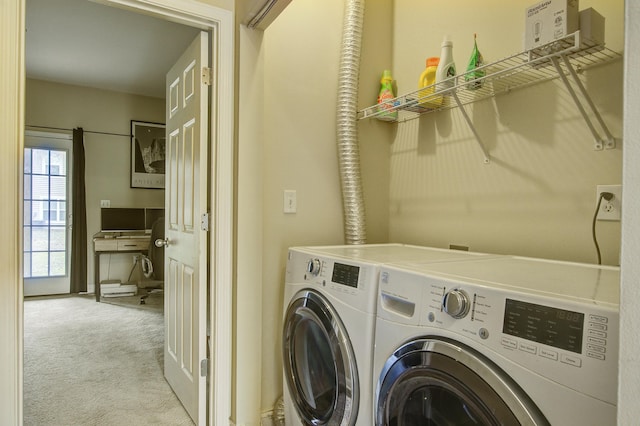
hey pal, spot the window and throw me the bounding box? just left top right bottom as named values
left=24, top=147, right=68, bottom=278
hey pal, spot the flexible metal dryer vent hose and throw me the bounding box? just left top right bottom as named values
left=336, top=0, right=367, bottom=245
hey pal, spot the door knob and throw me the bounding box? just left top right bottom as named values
left=155, top=238, right=170, bottom=248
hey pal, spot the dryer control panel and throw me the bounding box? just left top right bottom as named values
left=286, top=249, right=381, bottom=314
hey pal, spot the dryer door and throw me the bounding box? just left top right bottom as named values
left=376, top=337, right=550, bottom=426
left=283, top=290, right=359, bottom=425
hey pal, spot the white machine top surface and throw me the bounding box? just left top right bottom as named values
left=291, top=244, right=490, bottom=264
left=390, top=255, right=620, bottom=305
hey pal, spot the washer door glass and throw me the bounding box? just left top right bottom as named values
left=283, top=290, right=359, bottom=425
left=376, top=337, right=550, bottom=426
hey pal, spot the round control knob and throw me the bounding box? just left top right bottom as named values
left=307, top=258, right=321, bottom=276
left=442, top=289, right=470, bottom=319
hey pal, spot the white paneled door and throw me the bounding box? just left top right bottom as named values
left=164, top=31, right=209, bottom=425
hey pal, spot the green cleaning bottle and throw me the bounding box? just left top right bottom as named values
left=376, top=70, right=398, bottom=122
left=465, top=34, right=485, bottom=90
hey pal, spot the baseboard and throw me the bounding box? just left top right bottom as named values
left=261, top=411, right=274, bottom=426
left=227, top=412, right=276, bottom=426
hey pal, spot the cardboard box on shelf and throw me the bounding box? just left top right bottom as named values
left=579, top=7, right=605, bottom=48
left=524, top=0, right=579, bottom=51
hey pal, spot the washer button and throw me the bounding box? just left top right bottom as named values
left=587, top=352, right=606, bottom=361
left=561, top=354, right=582, bottom=367
left=501, top=338, right=517, bottom=350
left=539, top=348, right=558, bottom=361
left=518, top=342, right=537, bottom=355
left=587, top=344, right=606, bottom=354
left=589, top=314, right=608, bottom=324
left=588, top=329, right=607, bottom=339
left=478, top=328, right=489, bottom=340
left=589, top=322, right=608, bottom=331
left=587, top=336, right=606, bottom=346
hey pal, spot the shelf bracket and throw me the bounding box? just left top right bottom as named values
left=451, top=92, right=490, bottom=164
left=550, top=56, right=616, bottom=150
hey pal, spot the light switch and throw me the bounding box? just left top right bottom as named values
left=284, top=190, right=296, bottom=214
left=100, top=200, right=111, bottom=208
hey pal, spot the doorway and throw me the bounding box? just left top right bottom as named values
left=18, top=1, right=234, bottom=425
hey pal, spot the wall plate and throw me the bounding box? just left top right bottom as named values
left=596, top=185, right=622, bottom=221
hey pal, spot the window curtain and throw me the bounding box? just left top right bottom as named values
left=70, top=128, right=87, bottom=293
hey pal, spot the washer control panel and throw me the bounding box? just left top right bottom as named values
left=378, top=268, right=619, bottom=405
left=423, top=280, right=616, bottom=361
left=502, top=298, right=584, bottom=355
left=427, top=281, right=616, bottom=404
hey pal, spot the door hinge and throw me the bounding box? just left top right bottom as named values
left=200, top=212, right=210, bottom=232
left=200, top=358, right=209, bottom=377
left=202, top=67, right=213, bottom=86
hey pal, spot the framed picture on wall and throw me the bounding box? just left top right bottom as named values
left=131, top=120, right=166, bottom=189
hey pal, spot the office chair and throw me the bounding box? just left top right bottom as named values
left=139, top=216, right=164, bottom=305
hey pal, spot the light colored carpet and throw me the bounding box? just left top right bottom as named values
left=23, top=294, right=193, bottom=426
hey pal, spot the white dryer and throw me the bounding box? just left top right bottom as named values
left=374, top=256, right=619, bottom=426
left=282, top=244, right=496, bottom=426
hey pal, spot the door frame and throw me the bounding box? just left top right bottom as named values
left=0, top=1, right=234, bottom=425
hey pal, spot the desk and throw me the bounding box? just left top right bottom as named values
left=93, top=234, right=150, bottom=302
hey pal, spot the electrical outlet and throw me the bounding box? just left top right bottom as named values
left=596, top=185, right=622, bottom=221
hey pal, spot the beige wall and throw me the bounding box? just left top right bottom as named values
left=235, top=24, right=265, bottom=424
left=25, top=79, right=165, bottom=291
left=389, top=0, right=624, bottom=265
left=259, top=0, right=393, bottom=412
left=258, top=0, right=624, bottom=415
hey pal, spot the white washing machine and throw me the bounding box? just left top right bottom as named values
left=374, top=256, right=619, bottom=426
left=282, top=244, right=497, bottom=426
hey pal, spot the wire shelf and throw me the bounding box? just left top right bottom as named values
left=358, top=32, right=622, bottom=122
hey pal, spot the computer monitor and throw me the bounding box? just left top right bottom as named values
left=145, top=208, right=165, bottom=230
left=100, top=208, right=146, bottom=233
